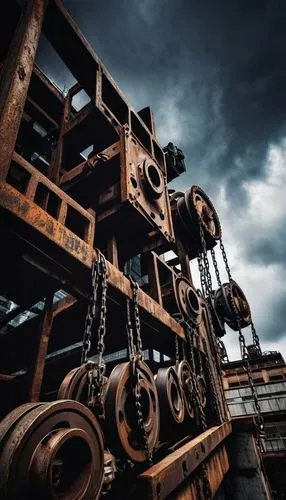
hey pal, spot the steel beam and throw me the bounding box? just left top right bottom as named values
left=0, top=179, right=184, bottom=342
left=137, top=422, right=232, bottom=499
left=0, top=0, right=46, bottom=180
left=27, top=292, right=54, bottom=401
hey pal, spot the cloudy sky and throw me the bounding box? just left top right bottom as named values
left=38, top=0, right=286, bottom=360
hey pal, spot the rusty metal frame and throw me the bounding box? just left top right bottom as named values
left=0, top=0, right=46, bottom=181
left=137, top=422, right=232, bottom=499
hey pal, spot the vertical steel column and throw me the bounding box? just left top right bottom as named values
left=28, top=292, right=54, bottom=402
left=0, top=0, right=46, bottom=181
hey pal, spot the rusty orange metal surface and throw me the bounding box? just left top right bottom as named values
left=137, top=422, right=232, bottom=499
left=0, top=0, right=46, bottom=181
left=173, top=445, right=229, bottom=500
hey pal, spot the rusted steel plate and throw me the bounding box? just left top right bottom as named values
left=0, top=181, right=94, bottom=267
left=173, top=445, right=229, bottom=500
left=0, top=0, right=46, bottom=181
left=137, top=422, right=232, bottom=499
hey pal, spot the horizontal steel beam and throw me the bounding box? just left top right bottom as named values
left=0, top=178, right=184, bottom=341
left=137, top=422, right=232, bottom=499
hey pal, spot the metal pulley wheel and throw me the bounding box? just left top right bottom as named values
left=139, top=159, right=164, bottom=199
left=104, top=360, right=159, bottom=462
left=57, top=365, right=108, bottom=405
left=214, top=280, right=252, bottom=330
left=0, top=400, right=104, bottom=500
left=175, top=185, right=221, bottom=256
left=176, top=360, right=195, bottom=419
left=156, top=366, right=185, bottom=440
left=174, top=276, right=202, bottom=326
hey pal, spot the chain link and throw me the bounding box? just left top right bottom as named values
left=184, top=323, right=207, bottom=432
left=81, top=252, right=108, bottom=419
left=238, top=319, right=265, bottom=451
left=219, top=239, right=232, bottom=282
left=126, top=276, right=153, bottom=465
left=211, top=247, right=222, bottom=287
left=202, top=338, right=222, bottom=425
left=251, top=320, right=262, bottom=355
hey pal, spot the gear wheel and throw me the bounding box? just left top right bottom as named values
left=174, top=185, right=221, bottom=258
left=214, top=280, right=252, bottom=331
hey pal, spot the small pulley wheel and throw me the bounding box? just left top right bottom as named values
left=176, top=185, right=221, bottom=255
left=57, top=365, right=108, bottom=405
left=176, top=361, right=195, bottom=419
left=156, top=366, right=185, bottom=440
left=140, top=159, right=164, bottom=199
left=174, top=276, right=202, bottom=326
left=104, top=361, right=159, bottom=462
left=214, top=280, right=252, bottom=330
left=0, top=400, right=104, bottom=500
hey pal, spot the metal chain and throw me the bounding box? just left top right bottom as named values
left=238, top=319, right=265, bottom=451
left=219, top=239, right=232, bottom=282
left=195, top=464, right=212, bottom=499
left=202, top=338, right=221, bottom=424
left=211, top=247, right=222, bottom=287
left=216, top=337, right=229, bottom=364
left=251, top=320, right=262, bottom=355
left=199, top=222, right=213, bottom=297
left=184, top=323, right=207, bottom=432
left=175, top=335, right=180, bottom=367
left=126, top=276, right=153, bottom=465
left=81, top=252, right=108, bottom=419
left=217, top=238, right=264, bottom=440
left=81, top=259, right=100, bottom=364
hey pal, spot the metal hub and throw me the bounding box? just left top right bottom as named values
left=141, top=159, right=164, bottom=199
left=175, top=185, right=221, bottom=256
left=0, top=400, right=104, bottom=499
left=156, top=366, right=185, bottom=440
left=214, top=280, right=252, bottom=330
left=174, top=277, right=202, bottom=326
left=176, top=360, right=195, bottom=420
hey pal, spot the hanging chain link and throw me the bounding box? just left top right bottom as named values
left=194, top=463, right=212, bottom=500
left=202, top=338, right=222, bottom=424
left=126, top=276, right=153, bottom=465
left=217, top=236, right=264, bottom=446
left=184, top=323, right=207, bottom=432
left=238, top=320, right=265, bottom=452
left=210, top=247, right=222, bottom=287
left=219, top=239, right=232, bottom=282
left=199, top=222, right=213, bottom=297
left=250, top=320, right=262, bottom=355
left=81, top=252, right=108, bottom=419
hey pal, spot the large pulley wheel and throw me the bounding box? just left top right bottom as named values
left=214, top=280, right=252, bottom=330
left=0, top=400, right=104, bottom=500
left=104, top=361, right=159, bottom=462
left=174, top=276, right=202, bottom=326
left=176, top=361, right=194, bottom=419
left=57, top=365, right=108, bottom=405
left=140, top=159, right=164, bottom=199
left=176, top=185, right=221, bottom=256
left=156, top=366, right=185, bottom=440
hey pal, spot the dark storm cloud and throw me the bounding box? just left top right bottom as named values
left=38, top=1, right=286, bottom=347
left=56, top=1, right=286, bottom=198
left=259, top=293, right=286, bottom=342
left=245, top=230, right=286, bottom=267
